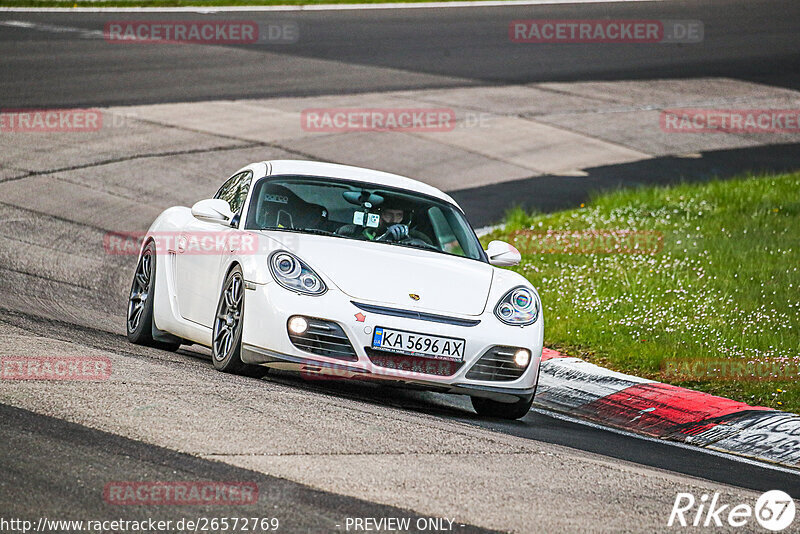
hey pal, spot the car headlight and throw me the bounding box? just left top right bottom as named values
left=269, top=251, right=326, bottom=295
left=494, top=286, right=539, bottom=325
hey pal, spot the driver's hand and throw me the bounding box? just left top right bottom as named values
left=380, top=224, right=409, bottom=241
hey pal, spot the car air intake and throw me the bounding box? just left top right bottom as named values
left=365, top=348, right=463, bottom=377
left=288, top=318, right=358, bottom=361
left=465, top=346, right=528, bottom=381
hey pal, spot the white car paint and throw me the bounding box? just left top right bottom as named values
left=140, top=160, right=543, bottom=405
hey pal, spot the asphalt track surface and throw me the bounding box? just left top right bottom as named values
left=1, top=0, right=800, bottom=531
left=453, top=142, right=800, bottom=225
left=0, top=403, right=494, bottom=533
left=0, top=0, right=799, bottom=107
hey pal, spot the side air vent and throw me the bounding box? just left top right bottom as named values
left=465, top=346, right=529, bottom=381
left=288, top=318, right=358, bottom=361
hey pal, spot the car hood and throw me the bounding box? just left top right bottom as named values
left=262, top=232, right=494, bottom=316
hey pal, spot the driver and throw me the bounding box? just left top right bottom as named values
left=369, top=207, right=408, bottom=242
left=338, top=205, right=432, bottom=244
left=335, top=199, right=434, bottom=245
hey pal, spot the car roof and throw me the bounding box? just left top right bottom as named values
left=263, top=160, right=462, bottom=210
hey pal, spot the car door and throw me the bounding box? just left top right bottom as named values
left=176, top=171, right=252, bottom=327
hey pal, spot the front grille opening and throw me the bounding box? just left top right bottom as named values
left=465, top=346, right=528, bottom=381
left=288, top=318, right=358, bottom=361
left=365, top=348, right=463, bottom=377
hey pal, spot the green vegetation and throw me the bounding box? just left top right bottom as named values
left=483, top=173, right=800, bottom=413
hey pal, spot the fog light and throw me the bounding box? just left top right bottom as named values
left=514, top=349, right=531, bottom=367
left=288, top=316, right=308, bottom=335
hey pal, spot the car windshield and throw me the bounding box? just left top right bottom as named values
left=244, top=175, right=486, bottom=262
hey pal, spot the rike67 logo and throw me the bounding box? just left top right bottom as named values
left=669, top=490, right=796, bottom=531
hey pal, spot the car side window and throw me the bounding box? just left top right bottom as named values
left=214, top=171, right=252, bottom=214
left=233, top=176, right=252, bottom=214
left=428, top=206, right=469, bottom=257
left=214, top=174, right=239, bottom=204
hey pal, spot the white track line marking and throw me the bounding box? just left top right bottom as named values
left=530, top=407, right=800, bottom=477
left=0, top=0, right=666, bottom=13
left=0, top=20, right=104, bottom=37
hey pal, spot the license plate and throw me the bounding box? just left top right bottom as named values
left=371, top=327, right=465, bottom=362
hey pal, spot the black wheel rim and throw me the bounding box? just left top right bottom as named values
left=213, top=272, right=243, bottom=362
left=127, top=248, right=152, bottom=332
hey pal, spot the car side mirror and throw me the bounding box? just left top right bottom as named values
left=485, top=240, right=521, bottom=266
left=191, top=199, right=234, bottom=225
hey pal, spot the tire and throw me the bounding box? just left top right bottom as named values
left=471, top=393, right=534, bottom=420
left=126, top=240, right=181, bottom=352
left=211, top=266, right=266, bottom=377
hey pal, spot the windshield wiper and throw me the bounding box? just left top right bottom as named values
left=259, top=227, right=336, bottom=236
left=386, top=240, right=440, bottom=253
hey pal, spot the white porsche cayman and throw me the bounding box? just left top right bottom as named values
left=127, top=160, right=543, bottom=419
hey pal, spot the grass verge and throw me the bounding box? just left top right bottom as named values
left=482, top=172, right=800, bottom=413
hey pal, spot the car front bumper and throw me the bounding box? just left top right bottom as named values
left=241, top=281, right=543, bottom=402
